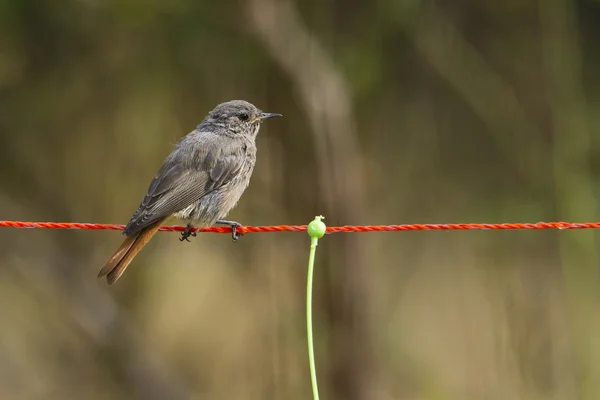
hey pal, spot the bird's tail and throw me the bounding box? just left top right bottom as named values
left=97, top=218, right=166, bottom=285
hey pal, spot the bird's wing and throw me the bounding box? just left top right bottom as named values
left=123, top=137, right=246, bottom=236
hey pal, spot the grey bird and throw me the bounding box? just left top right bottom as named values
left=98, top=100, right=281, bottom=285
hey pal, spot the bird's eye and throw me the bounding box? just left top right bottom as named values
left=239, top=113, right=250, bottom=121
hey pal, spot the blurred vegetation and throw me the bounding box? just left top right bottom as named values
left=1, top=0, right=600, bottom=399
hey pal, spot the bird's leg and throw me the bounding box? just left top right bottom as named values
left=180, top=223, right=197, bottom=242
left=215, top=220, right=244, bottom=242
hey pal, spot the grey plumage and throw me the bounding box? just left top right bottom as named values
left=98, top=100, right=281, bottom=284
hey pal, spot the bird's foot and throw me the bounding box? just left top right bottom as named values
left=180, top=223, right=197, bottom=242
left=215, top=220, right=244, bottom=242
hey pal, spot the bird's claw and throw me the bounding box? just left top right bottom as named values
left=216, top=220, right=244, bottom=242
left=231, top=225, right=243, bottom=242
left=180, top=224, right=197, bottom=242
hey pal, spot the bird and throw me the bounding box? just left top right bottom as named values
left=97, top=100, right=281, bottom=284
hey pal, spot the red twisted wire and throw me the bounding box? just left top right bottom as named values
left=1, top=220, right=599, bottom=234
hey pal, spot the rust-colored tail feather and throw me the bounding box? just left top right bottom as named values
left=98, top=218, right=166, bottom=285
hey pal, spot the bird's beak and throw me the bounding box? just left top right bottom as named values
left=252, top=112, right=282, bottom=124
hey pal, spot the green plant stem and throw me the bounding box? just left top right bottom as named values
left=307, top=235, right=320, bottom=400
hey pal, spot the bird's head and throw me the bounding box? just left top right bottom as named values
left=207, top=100, right=281, bottom=137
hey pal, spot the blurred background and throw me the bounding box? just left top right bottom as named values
left=1, top=0, right=600, bottom=399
